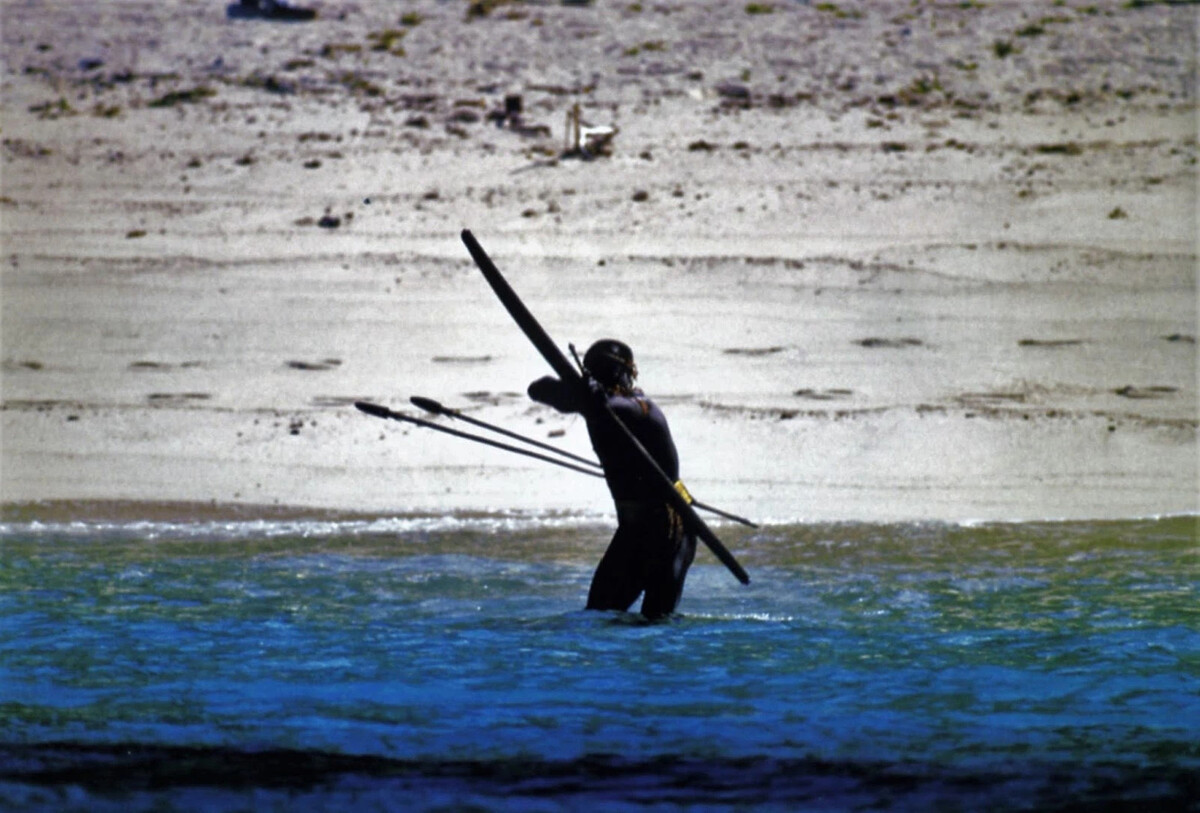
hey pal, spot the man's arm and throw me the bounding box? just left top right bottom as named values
left=528, top=376, right=585, bottom=414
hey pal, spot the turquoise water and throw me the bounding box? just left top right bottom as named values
left=1, top=513, right=1196, bottom=810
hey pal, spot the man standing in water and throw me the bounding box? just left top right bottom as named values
left=528, top=339, right=697, bottom=619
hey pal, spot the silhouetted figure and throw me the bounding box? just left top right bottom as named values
left=529, top=340, right=696, bottom=619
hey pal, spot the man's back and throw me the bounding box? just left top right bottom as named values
left=528, top=376, right=679, bottom=502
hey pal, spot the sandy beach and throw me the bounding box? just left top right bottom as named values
left=1, top=0, right=1196, bottom=524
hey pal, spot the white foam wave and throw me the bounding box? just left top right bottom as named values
left=0, top=511, right=612, bottom=542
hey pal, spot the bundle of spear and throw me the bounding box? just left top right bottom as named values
left=354, top=397, right=757, bottom=530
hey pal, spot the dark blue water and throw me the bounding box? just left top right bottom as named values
left=1, top=512, right=1196, bottom=810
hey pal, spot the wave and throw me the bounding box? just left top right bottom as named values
left=0, top=510, right=612, bottom=542
left=3, top=503, right=1195, bottom=542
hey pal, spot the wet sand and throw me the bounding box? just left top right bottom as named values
left=1, top=0, right=1196, bottom=523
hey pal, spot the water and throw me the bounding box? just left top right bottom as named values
left=1, top=512, right=1196, bottom=811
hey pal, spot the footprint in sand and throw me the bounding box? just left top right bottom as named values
left=793, top=388, right=854, bottom=401
left=1113, top=385, right=1177, bottom=400
left=723, top=346, right=786, bottom=356
left=3, top=359, right=45, bottom=371
left=856, top=338, right=923, bottom=349
left=129, top=360, right=204, bottom=371
left=286, top=359, right=342, bottom=371
left=431, top=355, right=495, bottom=364
left=1018, top=339, right=1085, bottom=348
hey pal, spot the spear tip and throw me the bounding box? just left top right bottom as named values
left=355, top=401, right=391, bottom=419
left=410, top=396, right=446, bottom=415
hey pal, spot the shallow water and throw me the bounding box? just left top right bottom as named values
left=1, top=513, right=1196, bottom=811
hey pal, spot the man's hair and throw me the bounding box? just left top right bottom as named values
left=583, top=339, right=637, bottom=391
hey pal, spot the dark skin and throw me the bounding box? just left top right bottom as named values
left=528, top=375, right=696, bottom=619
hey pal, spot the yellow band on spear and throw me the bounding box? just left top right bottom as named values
left=673, top=479, right=694, bottom=505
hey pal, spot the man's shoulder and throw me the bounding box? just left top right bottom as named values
left=609, top=389, right=662, bottom=419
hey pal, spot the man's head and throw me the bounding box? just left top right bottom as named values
left=583, top=339, right=637, bottom=392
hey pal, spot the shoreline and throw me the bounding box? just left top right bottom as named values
left=2, top=498, right=1195, bottom=529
